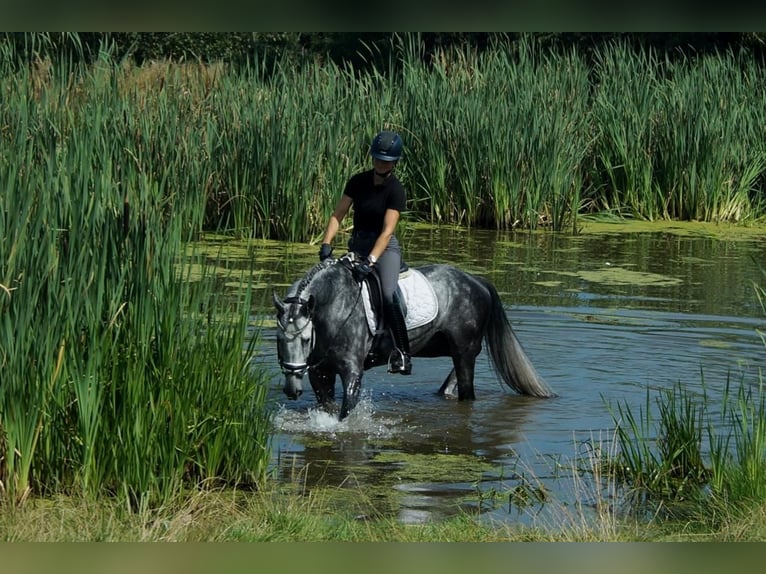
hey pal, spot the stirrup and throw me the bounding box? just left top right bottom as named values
left=388, top=348, right=412, bottom=375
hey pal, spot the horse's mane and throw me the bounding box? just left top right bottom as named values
left=291, top=259, right=336, bottom=301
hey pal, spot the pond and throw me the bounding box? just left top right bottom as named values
left=208, top=220, right=766, bottom=528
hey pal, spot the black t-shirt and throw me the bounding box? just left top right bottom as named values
left=343, top=169, right=406, bottom=234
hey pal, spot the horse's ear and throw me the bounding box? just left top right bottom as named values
left=273, top=291, right=285, bottom=314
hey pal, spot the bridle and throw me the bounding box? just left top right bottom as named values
left=277, top=295, right=316, bottom=377
left=277, top=261, right=365, bottom=377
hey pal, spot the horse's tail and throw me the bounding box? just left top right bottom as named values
left=481, top=278, right=557, bottom=398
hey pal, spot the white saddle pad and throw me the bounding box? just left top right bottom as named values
left=362, top=268, right=438, bottom=334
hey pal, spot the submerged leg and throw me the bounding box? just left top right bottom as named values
left=339, top=371, right=363, bottom=421
left=309, top=369, right=336, bottom=413
left=437, top=368, right=459, bottom=398
left=452, top=353, right=477, bottom=401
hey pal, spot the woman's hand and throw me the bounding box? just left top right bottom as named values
left=319, top=243, right=333, bottom=261
left=353, top=258, right=374, bottom=282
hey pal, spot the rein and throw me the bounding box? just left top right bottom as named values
left=278, top=260, right=364, bottom=376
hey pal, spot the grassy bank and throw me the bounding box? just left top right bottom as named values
left=1, top=462, right=765, bottom=542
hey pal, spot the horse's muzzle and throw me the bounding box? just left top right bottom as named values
left=283, top=374, right=304, bottom=400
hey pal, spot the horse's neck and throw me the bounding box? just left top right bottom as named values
left=306, top=265, right=365, bottom=335
left=291, top=261, right=333, bottom=299
left=307, top=265, right=346, bottom=308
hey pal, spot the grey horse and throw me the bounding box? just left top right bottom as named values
left=273, top=257, right=556, bottom=420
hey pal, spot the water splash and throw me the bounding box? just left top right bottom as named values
left=272, top=392, right=400, bottom=439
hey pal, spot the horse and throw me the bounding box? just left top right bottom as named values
left=273, top=254, right=556, bottom=420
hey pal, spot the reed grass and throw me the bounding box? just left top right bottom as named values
left=7, top=35, right=766, bottom=244
left=590, top=43, right=664, bottom=218
left=708, top=379, right=766, bottom=505
left=0, top=47, right=273, bottom=507
left=606, top=383, right=706, bottom=503
left=654, top=50, right=766, bottom=222
left=605, top=376, right=766, bottom=520
left=401, top=35, right=592, bottom=231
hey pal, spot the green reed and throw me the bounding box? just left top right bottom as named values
left=708, top=378, right=766, bottom=505
left=400, top=35, right=591, bottom=231
left=5, top=35, right=766, bottom=246
left=0, top=50, right=272, bottom=506
left=606, top=383, right=707, bottom=502
left=654, top=51, right=766, bottom=222
left=605, top=376, right=766, bottom=513
left=707, top=275, right=766, bottom=504
left=590, top=42, right=664, bottom=218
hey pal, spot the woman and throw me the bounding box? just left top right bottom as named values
left=318, top=130, right=411, bottom=375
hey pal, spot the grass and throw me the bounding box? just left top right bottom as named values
left=0, top=48, right=275, bottom=507
left=4, top=36, right=766, bottom=246
left=0, top=485, right=658, bottom=542
left=604, top=377, right=766, bottom=532
left=2, top=456, right=765, bottom=542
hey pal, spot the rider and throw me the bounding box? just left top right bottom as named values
left=318, top=130, right=411, bottom=375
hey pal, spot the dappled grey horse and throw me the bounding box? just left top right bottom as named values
left=273, top=256, right=556, bottom=420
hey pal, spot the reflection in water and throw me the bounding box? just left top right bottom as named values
left=239, top=226, right=766, bottom=526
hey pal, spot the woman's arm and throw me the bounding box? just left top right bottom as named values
left=322, top=194, right=353, bottom=245
left=369, top=208, right=401, bottom=262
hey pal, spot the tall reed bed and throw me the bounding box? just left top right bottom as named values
left=0, top=51, right=272, bottom=506
left=657, top=52, right=766, bottom=222
left=400, top=35, right=592, bottom=231
left=590, top=43, right=664, bottom=218
left=213, top=34, right=766, bottom=238
left=591, top=42, right=766, bottom=222
left=6, top=35, right=766, bottom=245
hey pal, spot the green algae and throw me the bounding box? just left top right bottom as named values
left=371, top=452, right=494, bottom=483
left=577, top=218, right=766, bottom=240
left=577, top=266, right=683, bottom=287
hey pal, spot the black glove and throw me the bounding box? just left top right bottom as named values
left=353, top=258, right=374, bottom=282
left=319, top=243, right=333, bottom=261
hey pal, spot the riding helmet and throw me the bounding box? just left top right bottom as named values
left=369, top=131, right=403, bottom=162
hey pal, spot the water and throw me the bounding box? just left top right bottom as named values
left=239, top=224, right=766, bottom=527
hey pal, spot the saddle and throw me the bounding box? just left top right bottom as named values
left=338, top=253, right=438, bottom=336
left=339, top=252, right=408, bottom=334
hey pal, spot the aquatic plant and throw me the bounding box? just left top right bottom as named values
left=605, top=377, right=766, bottom=514
left=0, top=47, right=273, bottom=506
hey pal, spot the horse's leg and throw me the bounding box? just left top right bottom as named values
left=309, top=369, right=337, bottom=414
left=437, top=368, right=459, bottom=399
left=452, top=352, right=477, bottom=401
left=338, top=368, right=364, bottom=421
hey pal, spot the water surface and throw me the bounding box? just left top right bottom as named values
left=228, top=222, right=766, bottom=526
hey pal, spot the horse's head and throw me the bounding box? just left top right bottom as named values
left=273, top=292, right=316, bottom=399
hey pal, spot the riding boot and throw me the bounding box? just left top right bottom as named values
left=385, top=301, right=412, bottom=375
